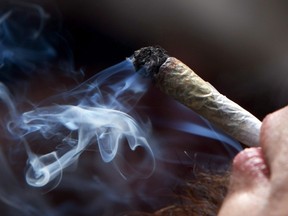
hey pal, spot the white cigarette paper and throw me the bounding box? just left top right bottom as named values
left=155, top=57, right=261, bottom=147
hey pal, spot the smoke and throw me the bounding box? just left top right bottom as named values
left=0, top=1, right=76, bottom=85
left=0, top=2, right=241, bottom=215
left=3, top=57, right=154, bottom=190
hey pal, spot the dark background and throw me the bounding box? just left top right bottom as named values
left=55, top=0, right=288, bottom=119
left=0, top=0, right=288, bottom=215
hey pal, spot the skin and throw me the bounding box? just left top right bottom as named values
left=218, top=106, right=288, bottom=216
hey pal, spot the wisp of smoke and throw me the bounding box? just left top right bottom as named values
left=0, top=2, right=75, bottom=84
left=3, top=58, right=154, bottom=189
left=0, top=2, right=155, bottom=191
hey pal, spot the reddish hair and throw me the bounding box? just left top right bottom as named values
left=125, top=171, right=230, bottom=216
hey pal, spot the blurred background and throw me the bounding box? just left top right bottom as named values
left=55, top=0, right=288, bottom=119
left=0, top=0, right=288, bottom=215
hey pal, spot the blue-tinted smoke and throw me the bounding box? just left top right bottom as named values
left=4, top=58, right=154, bottom=189
left=0, top=2, right=76, bottom=83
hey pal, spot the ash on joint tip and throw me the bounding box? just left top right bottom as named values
left=132, top=46, right=169, bottom=78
